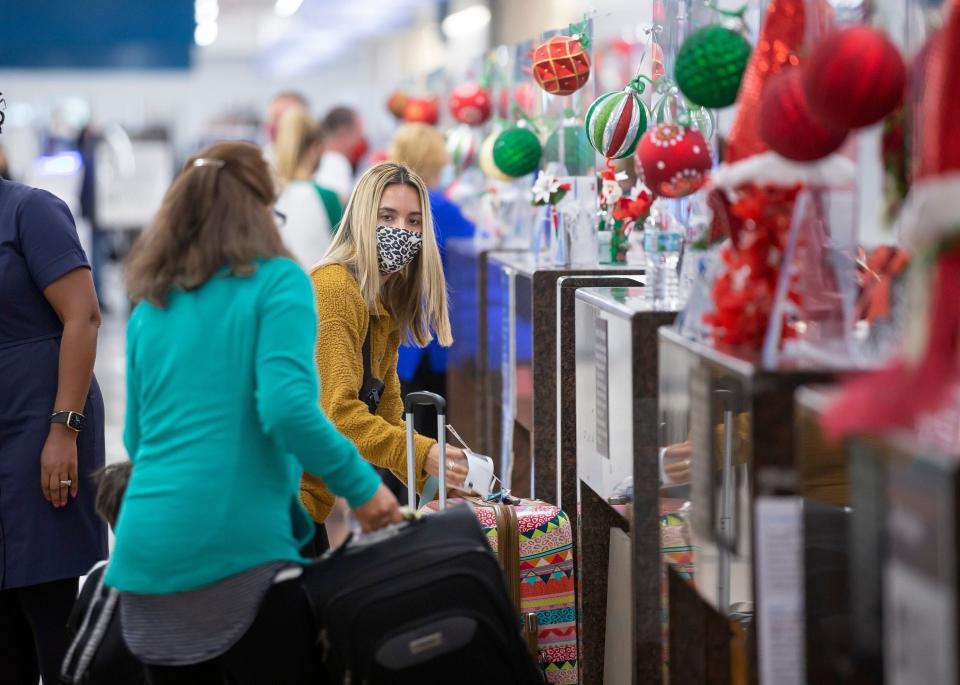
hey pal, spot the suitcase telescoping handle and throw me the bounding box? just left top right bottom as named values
left=403, top=391, right=447, bottom=511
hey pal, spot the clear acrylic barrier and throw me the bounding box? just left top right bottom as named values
left=763, top=188, right=861, bottom=368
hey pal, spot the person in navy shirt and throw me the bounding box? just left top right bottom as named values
left=0, top=180, right=107, bottom=684
left=388, top=124, right=476, bottom=437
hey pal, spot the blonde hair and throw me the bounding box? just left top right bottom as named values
left=388, top=123, right=447, bottom=185
left=274, top=108, right=324, bottom=183
left=317, top=161, right=452, bottom=347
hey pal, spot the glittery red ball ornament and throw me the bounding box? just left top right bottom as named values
left=634, top=123, right=712, bottom=198
left=803, top=26, right=906, bottom=130
left=760, top=69, right=848, bottom=162
left=448, top=83, right=492, bottom=126
left=402, top=98, right=439, bottom=125
left=386, top=92, right=409, bottom=119
left=532, top=35, right=591, bottom=96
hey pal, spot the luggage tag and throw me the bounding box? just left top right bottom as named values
left=446, top=424, right=497, bottom=499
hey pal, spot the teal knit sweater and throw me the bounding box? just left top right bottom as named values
left=107, top=258, right=380, bottom=593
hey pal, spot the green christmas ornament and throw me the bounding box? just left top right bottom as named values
left=675, top=25, right=751, bottom=109
left=492, top=127, right=542, bottom=178
left=545, top=123, right=595, bottom=176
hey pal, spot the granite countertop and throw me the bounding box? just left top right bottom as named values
left=658, top=326, right=839, bottom=377
left=487, top=251, right=646, bottom=278
left=574, top=286, right=678, bottom=318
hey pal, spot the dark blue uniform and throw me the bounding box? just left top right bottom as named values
left=0, top=180, right=107, bottom=590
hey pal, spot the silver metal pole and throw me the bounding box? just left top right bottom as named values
left=718, top=407, right=734, bottom=613
left=437, top=415, right=447, bottom=511
left=406, top=412, right=417, bottom=508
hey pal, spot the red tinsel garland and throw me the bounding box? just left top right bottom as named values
left=704, top=184, right=800, bottom=348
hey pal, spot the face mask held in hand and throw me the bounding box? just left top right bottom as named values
left=376, top=225, right=423, bottom=274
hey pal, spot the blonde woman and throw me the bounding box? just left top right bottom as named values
left=302, top=162, right=468, bottom=538
left=273, top=108, right=343, bottom=267
left=388, top=123, right=475, bottom=437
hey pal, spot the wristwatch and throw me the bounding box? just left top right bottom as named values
left=51, top=410, right=85, bottom=432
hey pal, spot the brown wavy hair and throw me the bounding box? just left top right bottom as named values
left=126, top=141, right=289, bottom=307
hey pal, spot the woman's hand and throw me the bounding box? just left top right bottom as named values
left=662, top=440, right=692, bottom=486
left=425, top=444, right=468, bottom=490
left=351, top=483, right=403, bottom=533
left=40, top=425, right=79, bottom=507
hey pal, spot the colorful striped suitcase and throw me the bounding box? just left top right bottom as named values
left=425, top=497, right=578, bottom=685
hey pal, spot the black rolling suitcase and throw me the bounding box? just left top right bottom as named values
left=302, top=392, right=543, bottom=684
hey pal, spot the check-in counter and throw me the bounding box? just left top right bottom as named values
left=445, top=242, right=523, bottom=456
left=792, top=386, right=853, bottom=685
left=881, top=434, right=960, bottom=685
left=846, top=424, right=960, bottom=685
left=657, top=328, right=835, bottom=684
left=573, top=286, right=677, bottom=684
left=484, top=252, right=642, bottom=498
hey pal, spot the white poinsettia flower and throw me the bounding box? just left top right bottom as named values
left=531, top=171, right=562, bottom=204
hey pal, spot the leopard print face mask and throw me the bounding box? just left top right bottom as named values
left=376, top=225, right=423, bottom=274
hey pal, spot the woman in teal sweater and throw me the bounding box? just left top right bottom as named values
left=107, top=142, right=400, bottom=683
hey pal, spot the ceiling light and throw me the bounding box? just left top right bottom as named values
left=275, top=0, right=304, bottom=18
left=195, top=21, right=219, bottom=47
left=195, top=0, right=219, bottom=24
left=441, top=5, right=491, bottom=39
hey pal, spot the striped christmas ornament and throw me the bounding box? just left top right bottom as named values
left=584, top=86, right=649, bottom=159
left=447, top=125, right=479, bottom=175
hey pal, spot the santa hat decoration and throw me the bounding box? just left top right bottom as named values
left=821, top=0, right=960, bottom=441
left=724, top=0, right=810, bottom=164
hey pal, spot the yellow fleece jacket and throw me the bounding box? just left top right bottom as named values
left=300, top=263, right=434, bottom=523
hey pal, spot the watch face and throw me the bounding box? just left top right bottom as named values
left=68, top=413, right=84, bottom=430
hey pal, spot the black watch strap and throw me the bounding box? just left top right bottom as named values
left=51, top=410, right=85, bottom=432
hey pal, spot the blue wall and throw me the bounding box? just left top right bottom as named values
left=0, top=1, right=195, bottom=69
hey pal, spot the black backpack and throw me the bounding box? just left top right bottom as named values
left=60, top=563, right=145, bottom=685
left=301, top=505, right=543, bottom=684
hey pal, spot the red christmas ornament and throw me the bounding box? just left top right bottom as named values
left=803, top=27, right=906, bottom=130
left=634, top=123, right=712, bottom=198
left=402, top=98, right=439, bottom=125
left=760, top=68, right=848, bottom=162
left=448, top=83, right=492, bottom=126
left=532, top=35, right=591, bottom=96
left=386, top=92, right=409, bottom=119
left=725, top=0, right=831, bottom=163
